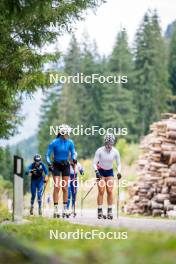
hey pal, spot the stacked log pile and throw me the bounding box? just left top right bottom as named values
left=127, top=113, right=176, bottom=217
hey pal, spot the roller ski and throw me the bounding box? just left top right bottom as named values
left=53, top=205, right=60, bottom=218
left=53, top=212, right=60, bottom=218
left=38, top=207, right=42, bottom=216
left=70, top=211, right=76, bottom=217
left=62, top=209, right=70, bottom=218
left=97, top=208, right=106, bottom=219
left=69, top=208, right=76, bottom=217
left=30, top=206, right=34, bottom=215
left=72, top=201, right=77, bottom=217
left=107, top=208, right=113, bottom=220
left=73, top=212, right=76, bottom=217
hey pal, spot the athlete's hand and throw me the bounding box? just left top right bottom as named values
left=117, top=173, right=122, bottom=180
left=28, top=169, right=35, bottom=176
left=72, top=159, right=77, bottom=164
left=29, top=168, right=37, bottom=174
left=95, top=170, right=102, bottom=181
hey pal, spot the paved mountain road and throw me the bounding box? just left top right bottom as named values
left=43, top=208, right=176, bottom=233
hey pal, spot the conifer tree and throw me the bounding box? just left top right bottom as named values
left=168, top=24, right=176, bottom=111
left=103, top=30, right=137, bottom=141
left=0, top=0, right=105, bottom=138
left=134, top=10, right=170, bottom=136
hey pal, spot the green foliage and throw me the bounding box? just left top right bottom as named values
left=11, top=134, right=38, bottom=162
left=0, top=146, right=13, bottom=182
left=38, top=32, right=138, bottom=158
left=0, top=175, right=12, bottom=193
left=168, top=24, right=176, bottom=110
left=116, top=138, right=129, bottom=159
left=0, top=175, right=12, bottom=212
left=0, top=0, right=105, bottom=139
left=0, top=208, right=11, bottom=223
left=37, top=10, right=176, bottom=159
left=134, top=10, right=170, bottom=136
left=38, top=35, right=104, bottom=158
left=104, top=30, right=137, bottom=141
left=109, top=30, right=134, bottom=89
left=116, top=138, right=139, bottom=166
left=165, top=20, right=176, bottom=39
left=0, top=146, right=30, bottom=194
left=1, top=217, right=176, bottom=264
left=38, top=87, right=60, bottom=157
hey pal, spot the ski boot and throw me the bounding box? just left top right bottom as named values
left=97, top=208, right=106, bottom=219
left=53, top=212, right=60, bottom=218
left=30, top=206, right=34, bottom=215
left=107, top=208, right=113, bottom=220
left=38, top=207, right=42, bottom=216
left=62, top=209, right=70, bottom=218
left=53, top=206, right=60, bottom=218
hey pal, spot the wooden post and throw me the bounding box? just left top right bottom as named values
left=13, top=155, right=24, bottom=222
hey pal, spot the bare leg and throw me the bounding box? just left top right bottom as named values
left=97, top=178, right=106, bottom=205
left=62, top=176, right=69, bottom=203
left=105, top=177, right=114, bottom=206
left=53, top=176, right=60, bottom=203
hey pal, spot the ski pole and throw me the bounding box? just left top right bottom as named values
left=73, top=164, right=76, bottom=217
left=41, top=179, right=49, bottom=210
left=41, top=181, right=47, bottom=198
left=81, top=181, right=97, bottom=216
left=80, top=174, right=83, bottom=216
left=40, top=183, right=46, bottom=214
left=117, top=179, right=119, bottom=219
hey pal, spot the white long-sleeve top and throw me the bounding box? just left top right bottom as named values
left=93, top=146, right=121, bottom=173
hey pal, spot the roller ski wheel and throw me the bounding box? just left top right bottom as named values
left=38, top=208, right=42, bottom=216
left=70, top=211, right=76, bottom=217
left=97, top=208, right=106, bottom=219
left=107, top=208, right=113, bottom=220
left=107, top=214, right=113, bottom=220
left=62, top=212, right=70, bottom=218
left=30, top=206, right=34, bottom=216
left=98, top=213, right=106, bottom=219
left=53, top=213, right=60, bottom=218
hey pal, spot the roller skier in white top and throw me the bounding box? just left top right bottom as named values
left=93, top=133, right=122, bottom=219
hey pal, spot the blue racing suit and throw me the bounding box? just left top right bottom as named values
left=67, top=162, right=84, bottom=210
left=25, top=162, right=48, bottom=208
left=46, top=137, right=75, bottom=164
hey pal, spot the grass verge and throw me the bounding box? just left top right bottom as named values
left=0, top=216, right=176, bottom=264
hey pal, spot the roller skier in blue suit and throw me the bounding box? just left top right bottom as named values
left=25, top=154, right=48, bottom=216
left=46, top=124, right=76, bottom=218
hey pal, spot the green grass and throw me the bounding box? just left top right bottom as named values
left=1, top=216, right=176, bottom=264
left=0, top=208, right=11, bottom=223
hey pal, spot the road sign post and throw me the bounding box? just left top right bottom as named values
left=13, top=155, right=24, bottom=222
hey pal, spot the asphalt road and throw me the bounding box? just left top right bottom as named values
left=43, top=208, right=176, bottom=233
